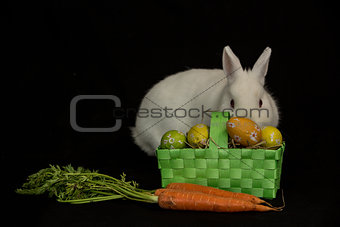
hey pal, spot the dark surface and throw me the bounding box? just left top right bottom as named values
left=6, top=1, right=339, bottom=226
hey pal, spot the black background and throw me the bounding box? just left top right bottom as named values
left=6, top=1, right=339, bottom=226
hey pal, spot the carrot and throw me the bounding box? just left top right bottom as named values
left=17, top=165, right=280, bottom=212
left=154, top=188, right=167, bottom=196
left=165, top=182, right=272, bottom=206
left=157, top=189, right=279, bottom=212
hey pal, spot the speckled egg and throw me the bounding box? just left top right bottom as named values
left=160, top=130, right=187, bottom=149
left=187, top=124, right=209, bottom=148
left=226, top=117, right=262, bottom=147
left=261, top=126, right=282, bottom=147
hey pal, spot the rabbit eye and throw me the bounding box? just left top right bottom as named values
left=259, top=99, right=263, bottom=108
left=230, top=99, right=235, bottom=109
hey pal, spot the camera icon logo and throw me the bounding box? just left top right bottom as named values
left=70, top=95, right=122, bottom=132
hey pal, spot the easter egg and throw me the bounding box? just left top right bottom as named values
left=226, top=117, right=262, bottom=147
left=261, top=126, right=282, bottom=147
left=187, top=124, right=209, bottom=148
left=160, top=130, right=187, bottom=149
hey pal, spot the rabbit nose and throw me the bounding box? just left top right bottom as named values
left=250, top=115, right=261, bottom=126
left=250, top=113, right=272, bottom=128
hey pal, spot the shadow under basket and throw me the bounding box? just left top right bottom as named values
left=156, top=112, right=285, bottom=199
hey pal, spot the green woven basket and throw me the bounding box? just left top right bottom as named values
left=156, top=112, right=285, bottom=199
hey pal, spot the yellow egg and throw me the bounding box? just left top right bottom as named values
left=261, top=126, right=282, bottom=147
left=187, top=124, right=209, bottom=148
left=226, top=117, right=262, bottom=147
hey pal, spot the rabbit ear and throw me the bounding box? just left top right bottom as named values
left=253, top=47, right=271, bottom=79
left=222, top=46, right=242, bottom=79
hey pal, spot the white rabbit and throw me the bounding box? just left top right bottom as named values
left=131, top=46, right=279, bottom=156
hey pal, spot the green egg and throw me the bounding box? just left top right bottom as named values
left=160, top=130, right=187, bottom=149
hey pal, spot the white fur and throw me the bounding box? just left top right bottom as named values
left=131, top=46, right=279, bottom=155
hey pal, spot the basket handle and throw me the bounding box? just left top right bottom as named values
left=208, top=112, right=230, bottom=152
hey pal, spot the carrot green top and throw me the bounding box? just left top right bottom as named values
left=16, top=165, right=158, bottom=204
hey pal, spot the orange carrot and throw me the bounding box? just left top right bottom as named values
left=157, top=189, right=279, bottom=212
left=165, top=183, right=271, bottom=206
left=154, top=188, right=167, bottom=196
left=17, top=165, right=280, bottom=212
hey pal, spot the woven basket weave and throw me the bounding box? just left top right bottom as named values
left=156, top=112, right=285, bottom=199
